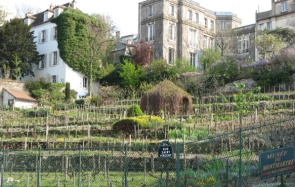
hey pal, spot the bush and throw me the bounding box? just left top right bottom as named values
left=90, top=96, right=103, bottom=106
left=75, top=99, right=85, bottom=105
left=23, top=108, right=49, bottom=117
left=113, top=115, right=163, bottom=133
left=127, top=104, right=143, bottom=117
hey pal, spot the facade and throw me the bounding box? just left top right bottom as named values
left=138, top=0, right=241, bottom=69
left=234, top=24, right=256, bottom=61
left=22, top=1, right=89, bottom=98
left=255, top=0, right=295, bottom=60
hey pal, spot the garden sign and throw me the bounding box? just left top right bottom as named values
left=260, top=146, right=295, bottom=179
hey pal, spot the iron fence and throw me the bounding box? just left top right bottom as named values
left=0, top=124, right=294, bottom=187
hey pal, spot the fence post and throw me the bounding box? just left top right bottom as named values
left=238, top=128, right=243, bottom=187
left=124, top=144, right=128, bottom=187
left=176, top=143, right=180, bottom=187
left=78, top=145, right=82, bottom=187
left=1, top=148, right=5, bottom=187
left=37, top=147, right=41, bottom=187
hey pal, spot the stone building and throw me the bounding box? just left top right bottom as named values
left=138, top=0, right=241, bottom=69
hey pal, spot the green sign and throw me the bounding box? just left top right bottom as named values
left=260, top=146, right=295, bottom=179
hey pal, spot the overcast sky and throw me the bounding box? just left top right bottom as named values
left=2, top=0, right=271, bottom=36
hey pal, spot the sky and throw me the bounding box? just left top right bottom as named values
left=2, top=0, right=271, bottom=36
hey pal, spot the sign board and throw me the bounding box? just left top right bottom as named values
left=260, top=146, right=295, bottom=179
left=158, top=141, right=173, bottom=159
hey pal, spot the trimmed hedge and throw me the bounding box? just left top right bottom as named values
left=113, top=115, right=163, bottom=133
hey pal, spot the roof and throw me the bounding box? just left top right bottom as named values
left=26, top=2, right=79, bottom=27
left=4, top=89, right=37, bottom=102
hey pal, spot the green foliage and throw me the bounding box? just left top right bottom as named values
left=268, top=27, right=295, bottom=45
left=209, top=56, right=239, bottom=86
left=127, top=104, right=143, bottom=117
left=252, top=47, right=295, bottom=87
left=0, top=18, right=41, bottom=78
left=23, top=108, right=49, bottom=117
left=90, top=95, right=103, bottom=106
left=52, top=9, right=114, bottom=96
left=75, top=99, right=85, bottom=105
left=119, top=60, right=142, bottom=97
left=113, top=115, right=163, bottom=133
left=168, top=127, right=208, bottom=140
left=200, top=48, right=222, bottom=71
left=143, top=59, right=173, bottom=83
left=25, top=80, right=65, bottom=104
left=253, top=31, right=283, bottom=60
left=65, top=82, right=71, bottom=101
left=168, top=58, right=196, bottom=75
left=0, top=5, right=7, bottom=25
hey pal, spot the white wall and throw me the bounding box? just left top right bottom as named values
left=23, top=20, right=89, bottom=98
left=3, top=91, right=37, bottom=108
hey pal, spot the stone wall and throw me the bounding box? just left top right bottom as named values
left=0, top=80, right=27, bottom=105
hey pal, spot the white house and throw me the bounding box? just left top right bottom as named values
left=3, top=88, right=37, bottom=108
left=22, top=1, right=89, bottom=98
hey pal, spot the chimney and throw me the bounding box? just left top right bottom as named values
left=116, top=31, right=121, bottom=43
left=72, top=0, right=77, bottom=9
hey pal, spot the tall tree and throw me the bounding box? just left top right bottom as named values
left=253, top=31, right=283, bottom=60
left=215, top=28, right=238, bottom=56
left=0, top=18, right=40, bottom=79
left=52, top=9, right=115, bottom=97
left=119, top=59, right=142, bottom=98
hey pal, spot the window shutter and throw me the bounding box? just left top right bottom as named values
left=38, top=31, right=41, bottom=43
left=44, top=54, right=47, bottom=68
left=56, top=51, right=59, bottom=65
left=49, top=53, right=52, bottom=66
left=51, top=28, right=54, bottom=40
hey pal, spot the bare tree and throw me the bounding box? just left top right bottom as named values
left=15, top=4, right=41, bottom=18
left=215, top=28, right=238, bottom=56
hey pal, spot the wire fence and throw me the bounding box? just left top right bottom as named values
left=0, top=122, right=294, bottom=187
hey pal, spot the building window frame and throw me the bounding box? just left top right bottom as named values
left=188, top=10, right=192, bottom=21
left=190, top=52, right=197, bottom=68
left=52, top=75, right=57, bottom=83
left=169, top=4, right=175, bottom=16
left=168, top=48, right=175, bottom=65
left=188, top=28, right=198, bottom=48
left=168, top=23, right=175, bottom=41
left=281, top=1, right=288, bottom=12
left=83, top=77, right=88, bottom=88
left=149, top=5, right=154, bottom=16
left=41, top=30, right=46, bottom=43
left=53, top=51, right=58, bottom=65
left=204, top=18, right=208, bottom=29
left=38, top=55, right=46, bottom=69
left=147, top=23, right=155, bottom=41
left=195, top=13, right=199, bottom=23
left=267, top=22, right=272, bottom=30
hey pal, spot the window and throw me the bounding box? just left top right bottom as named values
left=189, top=29, right=198, bottom=47
left=190, top=52, right=197, bottom=67
left=203, top=35, right=208, bottom=48
left=188, top=10, right=192, bottom=20
left=204, top=18, right=208, bottom=28
left=195, top=13, right=199, bottom=23
left=38, top=55, right=46, bottom=69
left=53, top=27, right=57, bottom=40
left=41, top=30, right=46, bottom=43
left=168, top=48, right=175, bottom=65
left=267, top=22, right=272, bottom=30
left=209, top=38, right=214, bottom=49
left=238, top=36, right=249, bottom=54
left=169, top=23, right=175, bottom=41
left=53, top=51, right=58, bottom=65
left=149, top=5, right=154, bottom=16
left=147, top=23, right=154, bottom=41
left=169, top=4, right=174, bottom=16
left=52, top=75, right=57, bottom=83
left=210, top=20, right=214, bottom=31
left=281, top=2, right=287, bottom=12
left=83, top=77, right=88, bottom=88
left=220, top=21, right=226, bottom=30
left=259, top=23, right=264, bottom=30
